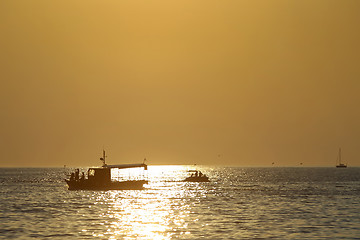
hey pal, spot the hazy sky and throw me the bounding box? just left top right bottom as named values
left=1, top=0, right=360, bottom=167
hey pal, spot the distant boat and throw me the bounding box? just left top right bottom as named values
left=336, top=148, right=347, bottom=168
left=65, top=150, right=148, bottom=190
left=184, top=170, right=210, bottom=182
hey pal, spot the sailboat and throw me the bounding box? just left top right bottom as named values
left=336, top=148, right=347, bottom=168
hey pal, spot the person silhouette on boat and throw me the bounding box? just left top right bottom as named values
left=75, top=169, right=80, bottom=181
left=80, top=172, right=85, bottom=181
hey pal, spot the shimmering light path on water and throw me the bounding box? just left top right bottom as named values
left=1, top=166, right=359, bottom=239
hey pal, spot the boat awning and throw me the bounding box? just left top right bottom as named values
left=104, top=163, right=147, bottom=170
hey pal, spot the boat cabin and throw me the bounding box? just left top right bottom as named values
left=88, top=167, right=111, bottom=184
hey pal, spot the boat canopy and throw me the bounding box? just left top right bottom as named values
left=104, top=163, right=147, bottom=170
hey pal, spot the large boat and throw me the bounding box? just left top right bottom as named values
left=184, top=170, right=210, bottom=182
left=65, top=150, right=148, bottom=190
left=336, top=148, right=347, bottom=168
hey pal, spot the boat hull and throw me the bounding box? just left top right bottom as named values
left=184, top=176, right=210, bottom=182
left=65, top=179, right=148, bottom=190
left=336, top=165, right=347, bottom=168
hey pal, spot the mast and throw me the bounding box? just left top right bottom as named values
left=100, top=149, right=107, bottom=167
left=339, top=148, right=341, bottom=165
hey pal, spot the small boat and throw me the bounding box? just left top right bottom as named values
left=336, top=148, right=347, bottom=168
left=184, top=170, right=210, bottom=182
left=65, top=150, right=148, bottom=190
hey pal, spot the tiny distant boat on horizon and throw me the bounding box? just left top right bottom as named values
left=336, top=148, right=347, bottom=168
left=65, top=150, right=148, bottom=190
left=184, top=170, right=210, bottom=182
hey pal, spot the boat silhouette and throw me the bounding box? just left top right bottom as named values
left=184, top=170, right=210, bottom=182
left=65, top=150, right=148, bottom=190
left=336, top=148, right=347, bottom=168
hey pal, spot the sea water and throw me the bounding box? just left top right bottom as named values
left=0, top=166, right=359, bottom=239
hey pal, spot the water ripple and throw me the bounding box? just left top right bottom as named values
left=1, top=167, right=360, bottom=239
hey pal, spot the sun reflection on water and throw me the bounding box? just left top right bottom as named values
left=87, top=165, right=205, bottom=239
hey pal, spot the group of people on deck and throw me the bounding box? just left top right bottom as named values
left=190, top=171, right=204, bottom=178
left=70, top=169, right=85, bottom=181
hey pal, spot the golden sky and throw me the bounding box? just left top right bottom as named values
left=1, top=0, right=360, bottom=167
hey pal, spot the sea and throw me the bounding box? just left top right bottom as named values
left=1, top=166, right=359, bottom=239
